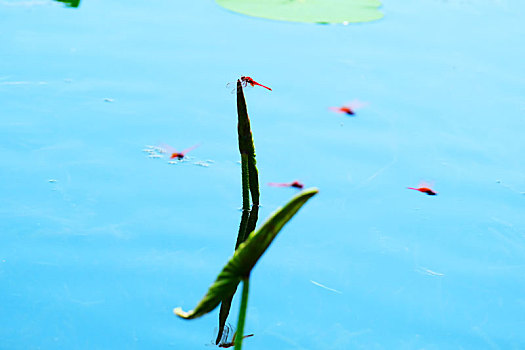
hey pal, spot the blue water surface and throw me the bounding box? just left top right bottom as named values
left=1, top=0, right=524, bottom=349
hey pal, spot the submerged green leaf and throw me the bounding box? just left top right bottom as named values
left=216, top=205, right=258, bottom=344
left=174, top=188, right=318, bottom=320
left=216, top=0, right=383, bottom=24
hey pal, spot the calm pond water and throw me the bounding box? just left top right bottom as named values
left=1, top=0, right=524, bottom=349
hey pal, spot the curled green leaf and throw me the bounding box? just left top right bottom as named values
left=174, top=188, right=318, bottom=319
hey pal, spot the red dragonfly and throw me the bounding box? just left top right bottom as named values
left=227, top=76, right=272, bottom=93
left=407, top=182, right=437, bottom=196
left=216, top=324, right=254, bottom=348
left=329, top=99, right=368, bottom=116
left=159, top=143, right=199, bottom=160
left=268, top=180, right=304, bottom=189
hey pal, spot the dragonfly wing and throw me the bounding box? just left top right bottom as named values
left=329, top=107, right=343, bottom=113
left=418, top=180, right=434, bottom=188
left=158, top=143, right=177, bottom=154
left=268, top=182, right=290, bottom=187
left=226, top=81, right=237, bottom=94
left=346, top=99, right=369, bottom=109
left=181, top=144, right=200, bottom=155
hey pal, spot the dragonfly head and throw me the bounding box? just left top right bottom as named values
left=291, top=181, right=304, bottom=189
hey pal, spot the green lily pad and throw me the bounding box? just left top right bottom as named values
left=54, top=0, right=80, bottom=7
left=216, top=0, right=383, bottom=24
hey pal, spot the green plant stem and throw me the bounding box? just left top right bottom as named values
left=247, top=159, right=260, bottom=206
left=236, top=79, right=259, bottom=208
left=240, top=154, right=250, bottom=210
left=246, top=205, right=259, bottom=239
left=234, top=277, right=250, bottom=350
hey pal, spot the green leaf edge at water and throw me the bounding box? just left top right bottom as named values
left=216, top=0, right=383, bottom=24
left=173, top=188, right=318, bottom=320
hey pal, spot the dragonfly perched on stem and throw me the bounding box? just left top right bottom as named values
left=329, top=99, right=368, bottom=116
left=214, top=324, right=254, bottom=348
left=227, top=76, right=272, bottom=94
left=159, top=143, right=199, bottom=160
left=268, top=180, right=304, bottom=189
